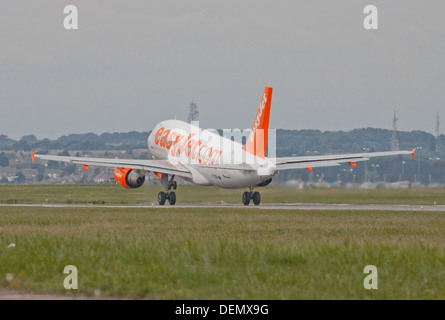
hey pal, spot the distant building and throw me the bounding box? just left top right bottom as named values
left=93, top=173, right=111, bottom=183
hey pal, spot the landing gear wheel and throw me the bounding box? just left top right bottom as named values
left=242, top=191, right=251, bottom=206
left=168, top=192, right=176, bottom=205
left=252, top=192, right=261, bottom=205
left=158, top=192, right=166, bottom=205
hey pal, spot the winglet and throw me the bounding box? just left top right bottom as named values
left=348, top=162, right=357, bottom=168
left=412, top=148, right=416, bottom=160
left=32, top=152, right=36, bottom=163
left=82, top=164, right=89, bottom=171
left=306, top=167, right=312, bottom=172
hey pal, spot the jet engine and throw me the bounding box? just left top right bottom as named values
left=114, top=168, right=146, bottom=189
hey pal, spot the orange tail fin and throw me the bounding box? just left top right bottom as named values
left=242, top=86, right=273, bottom=158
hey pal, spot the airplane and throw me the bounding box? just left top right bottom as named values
left=32, top=86, right=415, bottom=206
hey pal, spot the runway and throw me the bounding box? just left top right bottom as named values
left=1, top=202, right=445, bottom=211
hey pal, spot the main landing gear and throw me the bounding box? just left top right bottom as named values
left=158, top=174, right=177, bottom=205
left=242, top=187, right=261, bottom=206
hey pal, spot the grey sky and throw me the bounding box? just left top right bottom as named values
left=1, top=1, right=444, bottom=140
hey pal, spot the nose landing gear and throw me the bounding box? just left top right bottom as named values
left=242, top=187, right=261, bottom=206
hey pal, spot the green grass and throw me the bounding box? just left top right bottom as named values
left=0, top=207, right=444, bottom=299
left=1, top=184, right=445, bottom=205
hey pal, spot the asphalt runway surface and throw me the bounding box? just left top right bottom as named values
left=1, top=203, right=445, bottom=211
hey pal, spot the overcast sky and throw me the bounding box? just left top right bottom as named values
left=1, top=1, right=444, bottom=140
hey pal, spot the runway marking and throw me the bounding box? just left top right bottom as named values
left=1, top=203, right=444, bottom=211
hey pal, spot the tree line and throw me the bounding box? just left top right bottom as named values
left=1, top=128, right=444, bottom=184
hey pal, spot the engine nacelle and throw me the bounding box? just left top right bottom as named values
left=114, top=168, right=146, bottom=189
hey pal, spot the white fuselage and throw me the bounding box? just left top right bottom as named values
left=148, top=119, right=275, bottom=188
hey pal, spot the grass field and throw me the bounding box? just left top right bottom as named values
left=2, top=184, right=445, bottom=205
left=0, top=185, right=444, bottom=299
left=1, top=204, right=444, bottom=299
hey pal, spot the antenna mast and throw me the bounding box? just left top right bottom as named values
left=187, top=98, right=199, bottom=123
left=436, top=111, right=440, bottom=153
left=390, top=110, right=399, bottom=151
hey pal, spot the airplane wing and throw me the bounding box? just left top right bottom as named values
left=32, top=153, right=193, bottom=178
left=33, top=148, right=415, bottom=177
left=274, top=149, right=416, bottom=171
